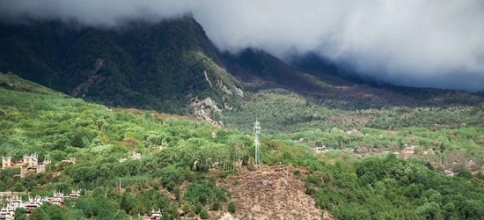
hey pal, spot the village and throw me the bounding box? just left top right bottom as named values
left=0, top=155, right=77, bottom=219
left=309, top=138, right=483, bottom=177
left=0, top=154, right=165, bottom=220
left=0, top=190, right=80, bottom=220
left=1, top=154, right=51, bottom=178
left=1, top=154, right=77, bottom=178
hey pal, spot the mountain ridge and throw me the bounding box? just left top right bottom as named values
left=1, top=16, right=483, bottom=120
left=0, top=16, right=242, bottom=117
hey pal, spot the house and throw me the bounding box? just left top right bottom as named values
left=131, top=152, right=142, bottom=160
left=0, top=191, right=80, bottom=216
left=315, top=146, right=326, bottom=152
left=0, top=205, right=14, bottom=220
left=402, top=145, right=416, bottom=154
left=2, top=155, right=39, bottom=169
left=25, top=196, right=44, bottom=213
left=68, top=189, right=81, bottom=199
left=149, top=209, right=162, bottom=220
left=49, top=191, right=65, bottom=207
left=2, top=155, right=51, bottom=177
left=7, top=196, right=22, bottom=208
left=60, top=158, right=76, bottom=164
left=444, top=169, right=454, bottom=177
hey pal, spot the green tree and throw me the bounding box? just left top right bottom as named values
left=459, top=200, right=484, bottom=220
left=182, top=202, right=192, bottom=214
left=457, top=169, right=473, bottom=179
left=29, top=207, right=49, bottom=220
left=416, top=202, right=441, bottom=220
left=120, top=194, right=133, bottom=214
left=228, top=201, right=236, bottom=213
left=14, top=208, right=27, bottom=220
left=443, top=202, right=456, bottom=219
left=160, top=166, right=184, bottom=186
left=0, top=180, right=6, bottom=191
left=74, top=198, right=95, bottom=218
left=13, top=182, right=25, bottom=192
left=173, top=186, right=181, bottom=200
left=199, top=207, right=210, bottom=219
left=193, top=203, right=203, bottom=214
left=39, top=203, right=68, bottom=220
left=211, top=202, right=221, bottom=211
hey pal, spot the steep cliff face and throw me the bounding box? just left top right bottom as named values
left=0, top=16, right=242, bottom=118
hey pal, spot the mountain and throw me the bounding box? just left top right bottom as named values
left=0, top=15, right=243, bottom=121
left=228, top=49, right=484, bottom=106
left=1, top=15, right=483, bottom=132
left=2, top=14, right=484, bottom=220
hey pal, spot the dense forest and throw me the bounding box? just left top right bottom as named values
left=1, top=72, right=484, bottom=220
left=0, top=17, right=243, bottom=115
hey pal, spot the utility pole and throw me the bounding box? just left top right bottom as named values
left=254, top=118, right=261, bottom=166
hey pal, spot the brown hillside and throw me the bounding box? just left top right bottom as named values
left=218, top=165, right=332, bottom=220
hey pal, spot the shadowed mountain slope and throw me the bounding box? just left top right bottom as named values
left=0, top=16, right=242, bottom=115
left=1, top=16, right=483, bottom=122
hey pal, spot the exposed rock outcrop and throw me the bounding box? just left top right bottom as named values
left=191, top=97, right=223, bottom=126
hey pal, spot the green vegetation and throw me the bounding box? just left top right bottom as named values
left=223, top=88, right=484, bottom=172
left=307, top=154, right=484, bottom=220
left=1, top=72, right=484, bottom=219
left=1, top=15, right=484, bottom=220
left=224, top=89, right=483, bottom=134
left=228, top=201, right=236, bottom=213
left=0, top=72, right=324, bottom=219
left=0, top=72, right=244, bottom=219
left=0, top=17, right=242, bottom=114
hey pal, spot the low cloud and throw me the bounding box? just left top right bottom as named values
left=1, top=0, right=483, bottom=91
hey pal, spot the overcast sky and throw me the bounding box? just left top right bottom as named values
left=1, top=0, right=483, bottom=91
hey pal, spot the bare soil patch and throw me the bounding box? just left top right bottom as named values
left=217, top=165, right=332, bottom=220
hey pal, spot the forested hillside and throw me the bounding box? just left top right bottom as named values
left=1, top=16, right=483, bottom=132
left=0, top=16, right=242, bottom=115
left=1, top=73, right=484, bottom=220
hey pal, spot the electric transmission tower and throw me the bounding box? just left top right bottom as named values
left=254, top=118, right=261, bottom=165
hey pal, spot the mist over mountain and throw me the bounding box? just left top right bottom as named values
left=1, top=0, right=483, bottom=91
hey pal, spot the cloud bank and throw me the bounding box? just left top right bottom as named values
left=1, top=0, right=484, bottom=91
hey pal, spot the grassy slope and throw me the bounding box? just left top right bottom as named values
left=0, top=72, right=62, bottom=95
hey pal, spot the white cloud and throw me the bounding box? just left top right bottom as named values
left=1, top=0, right=483, bottom=90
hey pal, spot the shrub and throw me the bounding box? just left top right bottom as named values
left=212, top=202, right=221, bottom=211
left=13, top=182, right=25, bottom=192
left=457, top=169, right=473, bottom=179
left=200, top=208, right=210, bottom=219
left=182, top=202, right=191, bottom=214
left=193, top=203, right=202, bottom=214
left=228, top=201, right=236, bottom=213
